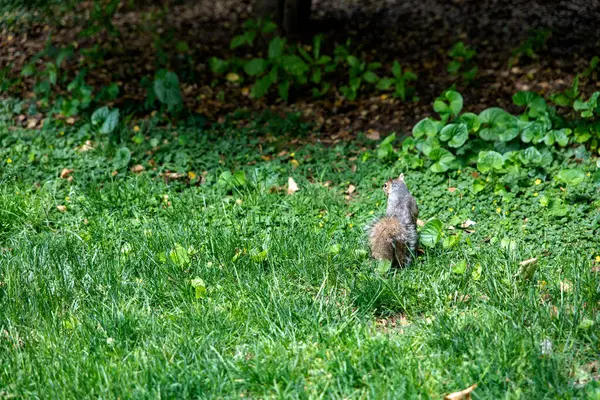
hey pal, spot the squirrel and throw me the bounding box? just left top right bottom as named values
left=368, top=173, right=419, bottom=268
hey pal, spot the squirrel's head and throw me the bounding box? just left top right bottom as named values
left=382, top=173, right=406, bottom=197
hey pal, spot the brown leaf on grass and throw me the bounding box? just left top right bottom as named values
left=417, top=219, right=425, bottom=227
left=347, top=184, right=356, bottom=195
left=56, top=205, right=67, bottom=212
left=448, top=187, right=457, bottom=193
left=66, top=117, right=76, bottom=125
left=460, top=219, right=476, bottom=228
left=162, top=172, right=185, bottom=179
left=287, top=177, right=299, bottom=195
left=519, top=257, right=538, bottom=267
left=78, top=140, right=94, bottom=152
left=26, top=119, right=37, bottom=129
left=60, top=168, right=73, bottom=179
left=365, top=129, right=381, bottom=140
left=130, top=164, right=144, bottom=173
left=560, top=280, right=572, bottom=293
left=592, top=265, right=600, bottom=273
left=444, top=383, right=478, bottom=400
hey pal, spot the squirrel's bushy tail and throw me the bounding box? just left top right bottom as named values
left=368, top=216, right=417, bottom=268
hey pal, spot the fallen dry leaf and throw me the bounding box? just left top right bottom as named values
left=56, top=205, right=67, bottom=212
left=448, top=187, right=457, bottom=193
left=460, top=219, right=476, bottom=228
left=26, top=119, right=37, bottom=129
left=347, top=184, right=356, bottom=194
left=560, top=280, right=572, bottom=293
left=365, top=129, right=381, bottom=140
left=290, top=159, right=300, bottom=169
left=60, top=168, right=73, bottom=179
left=287, top=177, right=299, bottom=195
left=444, top=383, right=477, bottom=400
left=66, top=117, right=75, bottom=125
left=519, top=257, right=538, bottom=267
left=130, top=164, right=144, bottom=173
left=78, top=140, right=94, bottom=152
left=417, top=219, right=425, bottom=227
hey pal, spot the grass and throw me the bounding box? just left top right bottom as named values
left=1, top=109, right=600, bottom=398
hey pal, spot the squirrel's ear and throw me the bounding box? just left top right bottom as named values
left=398, top=173, right=405, bottom=182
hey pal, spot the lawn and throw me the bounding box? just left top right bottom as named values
left=1, top=108, right=599, bottom=399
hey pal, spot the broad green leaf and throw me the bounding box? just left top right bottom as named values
left=439, top=123, right=468, bottom=148
left=429, top=147, right=455, bottom=173
left=113, top=146, right=131, bottom=169
left=419, top=136, right=440, bottom=157
left=458, top=112, right=481, bottom=132
left=513, top=91, right=547, bottom=114
left=477, top=150, right=503, bottom=173
left=519, top=147, right=542, bottom=166
left=420, top=219, right=443, bottom=248
left=478, top=107, right=518, bottom=141
left=346, top=55, right=360, bottom=69
left=521, top=121, right=548, bottom=143
left=433, top=99, right=449, bottom=114
left=452, top=260, right=467, bottom=274
left=328, top=243, right=341, bottom=255
left=376, top=77, right=394, bottom=90
left=250, top=248, right=268, bottom=262
left=377, top=133, right=396, bottom=160
left=277, top=80, right=290, bottom=101
left=363, top=71, right=379, bottom=84
left=251, top=75, right=273, bottom=98
left=281, top=55, right=309, bottom=75
left=91, top=106, right=109, bottom=125
left=191, top=277, right=207, bottom=299
left=446, top=90, right=463, bottom=116
left=209, top=57, right=229, bottom=74
left=154, top=71, right=182, bottom=106
left=101, top=109, right=119, bottom=134
left=443, top=234, right=461, bottom=249
left=412, top=118, right=437, bottom=138
left=392, top=61, right=402, bottom=77
left=268, top=37, right=285, bottom=59
left=230, top=35, right=247, bottom=49
left=556, top=168, right=585, bottom=185
left=375, top=259, right=392, bottom=275
left=261, top=21, right=277, bottom=34
left=169, top=243, right=190, bottom=267
left=578, top=318, right=595, bottom=330
left=447, top=60, right=461, bottom=74
left=244, top=58, right=269, bottom=76
left=218, top=170, right=247, bottom=188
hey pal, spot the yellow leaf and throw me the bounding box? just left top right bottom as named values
left=226, top=73, right=240, bottom=82
left=56, top=205, right=67, bottom=212
left=133, top=125, right=140, bottom=132
left=290, top=159, right=300, bottom=168
left=444, top=383, right=477, bottom=400
left=287, top=177, right=299, bottom=195
left=188, top=171, right=197, bottom=179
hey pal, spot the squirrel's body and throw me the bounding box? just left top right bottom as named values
left=368, top=174, right=418, bottom=268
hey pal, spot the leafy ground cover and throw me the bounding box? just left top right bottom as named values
left=1, top=101, right=600, bottom=398
left=1, top=0, right=599, bottom=136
